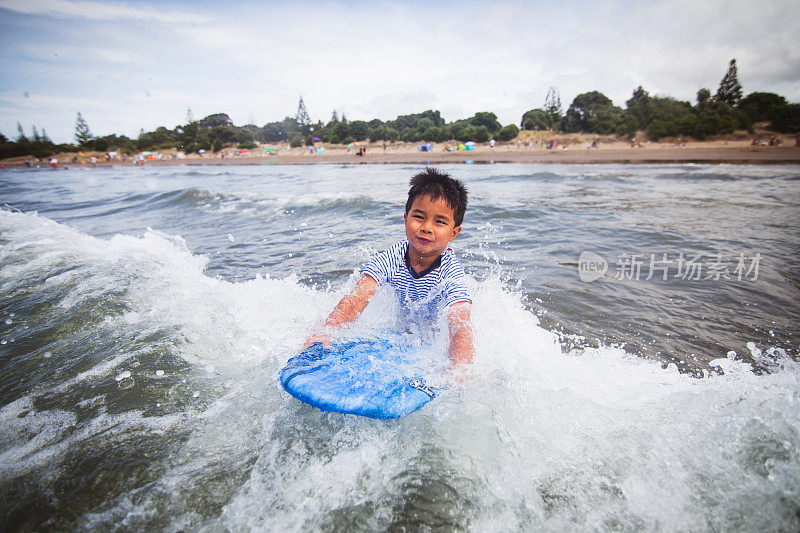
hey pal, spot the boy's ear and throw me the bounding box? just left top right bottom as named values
left=450, top=225, right=462, bottom=241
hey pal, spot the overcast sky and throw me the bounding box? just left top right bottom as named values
left=1, top=0, right=798, bottom=143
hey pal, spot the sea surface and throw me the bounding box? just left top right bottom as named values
left=1, top=162, right=799, bottom=531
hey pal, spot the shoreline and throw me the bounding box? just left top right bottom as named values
left=4, top=143, right=800, bottom=168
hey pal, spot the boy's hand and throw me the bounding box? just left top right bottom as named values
left=301, top=274, right=379, bottom=350
left=302, top=331, right=332, bottom=349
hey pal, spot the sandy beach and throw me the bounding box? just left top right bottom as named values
left=6, top=136, right=800, bottom=167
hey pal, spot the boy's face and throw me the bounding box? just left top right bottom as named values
left=404, top=194, right=462, bottom=259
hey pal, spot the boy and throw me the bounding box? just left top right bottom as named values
left=304, top=167, right=473, bottom=372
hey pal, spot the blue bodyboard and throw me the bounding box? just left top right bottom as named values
left=280, top=339, right=438, bottom=419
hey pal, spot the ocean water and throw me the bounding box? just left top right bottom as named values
left=0, top=163, right=799, bottom=531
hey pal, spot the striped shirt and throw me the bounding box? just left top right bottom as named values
left=361, top=240, right=471, bottom=331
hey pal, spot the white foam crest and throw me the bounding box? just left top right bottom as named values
left=5, top=210, right=799, bottom=529
left=0, top=210, right=331, bottom=373
left=208, top=278, right=800, bottom=529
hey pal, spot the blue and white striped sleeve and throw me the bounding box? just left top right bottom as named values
left=441, top=256, right=472, bottom=306
left=361, top=241, right=404, bottom=285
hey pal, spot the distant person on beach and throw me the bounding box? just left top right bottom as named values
left=303, top=167, right=473, bottom=377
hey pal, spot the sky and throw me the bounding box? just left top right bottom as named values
left=1, top=0, right=799, bottom=144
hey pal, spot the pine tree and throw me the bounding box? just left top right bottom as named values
left=543, top=86, right=562, bottom=128
left=714, top=59, right=743, bottom=107
left=330, top=110, right=339, bottom=123
left=16, top=122, right=28, bottom=142
left=75, top=112, right=94, bottom=145
left=186, top=107, right=195, bottom=124
left=41, top=128, right=51, bottom=143
left=295, top=96, right=311, bottom=129
left=32, top=125, right=40, bottom=141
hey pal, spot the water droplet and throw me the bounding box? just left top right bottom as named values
left=192, top=391, right=200, bottom=398
left=227, top=233, right=235, bottom=242
left=4, top=318, right=12, bottom=325
left=115, top=371, right=132, bottom=382
left=43, top=351, right=52, bottom=358
left=155, top=370, right=164, bottom=377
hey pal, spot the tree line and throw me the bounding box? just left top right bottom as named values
left=522, top=60, right=799, bottom=140
left=1, top=59, right=797, bottom=159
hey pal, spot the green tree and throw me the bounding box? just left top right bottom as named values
left=74, top=112, right=94, bottom=146
left=714, top=59, right=743, bottom=107
left=496, top=124, right=519, bottom=141
left=563, top=91, right=619, bottom=133
left=400, top=127, right=419, bottom=142
left=384, top=127, right=399, bottom=141
left=16, top=122, right=28, bottom=142
left=421, top=126, right=448, bottom=142
left=696, top=88, right=711, bottom=107
left=616, top=115, right=639, bottom=138
left=771, top=103, right=800, bottom=133
left=368, top=125, right=387, bottom=141
left=543, top=86, right=562, bottom=129
left=693, top=111, right=720, bottom=140
left=521, top=108, right=549, bottom=130
left=332, top=122, right=350, bottom=142
left=295, top=95, right=311, bottom=133
left=469, top=112, right=501, bottom=133
left=739, top=92, right=788, bottom=122
left=198, top=113, right=233, bottom=128
left=349, top=120, right=368, bottom=141
left=625, top=86, right=651, bottom=130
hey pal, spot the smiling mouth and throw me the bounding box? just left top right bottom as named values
left=416, top=236, right=432, bottom=244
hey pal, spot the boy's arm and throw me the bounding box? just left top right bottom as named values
left=303, top=274, right=378, bottom=348
left=447, top=301, right=473, bottom=367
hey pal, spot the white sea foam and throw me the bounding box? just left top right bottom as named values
left=1, top=209, right=799, bottom=530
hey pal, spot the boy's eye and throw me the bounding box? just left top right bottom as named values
left=413, top=214, right=423, bottom=219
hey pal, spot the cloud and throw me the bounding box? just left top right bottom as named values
left=0, top=0, right=207, bottom=24
left=2, top=0, right=799, bottom=143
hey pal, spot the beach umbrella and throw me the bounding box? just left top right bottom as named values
left=313, top=137, right=321, bottom=142
left=198, top=149, right=206, bottom=153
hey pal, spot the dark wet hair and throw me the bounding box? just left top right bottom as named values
left=405, top=167, right=468, bottom=227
